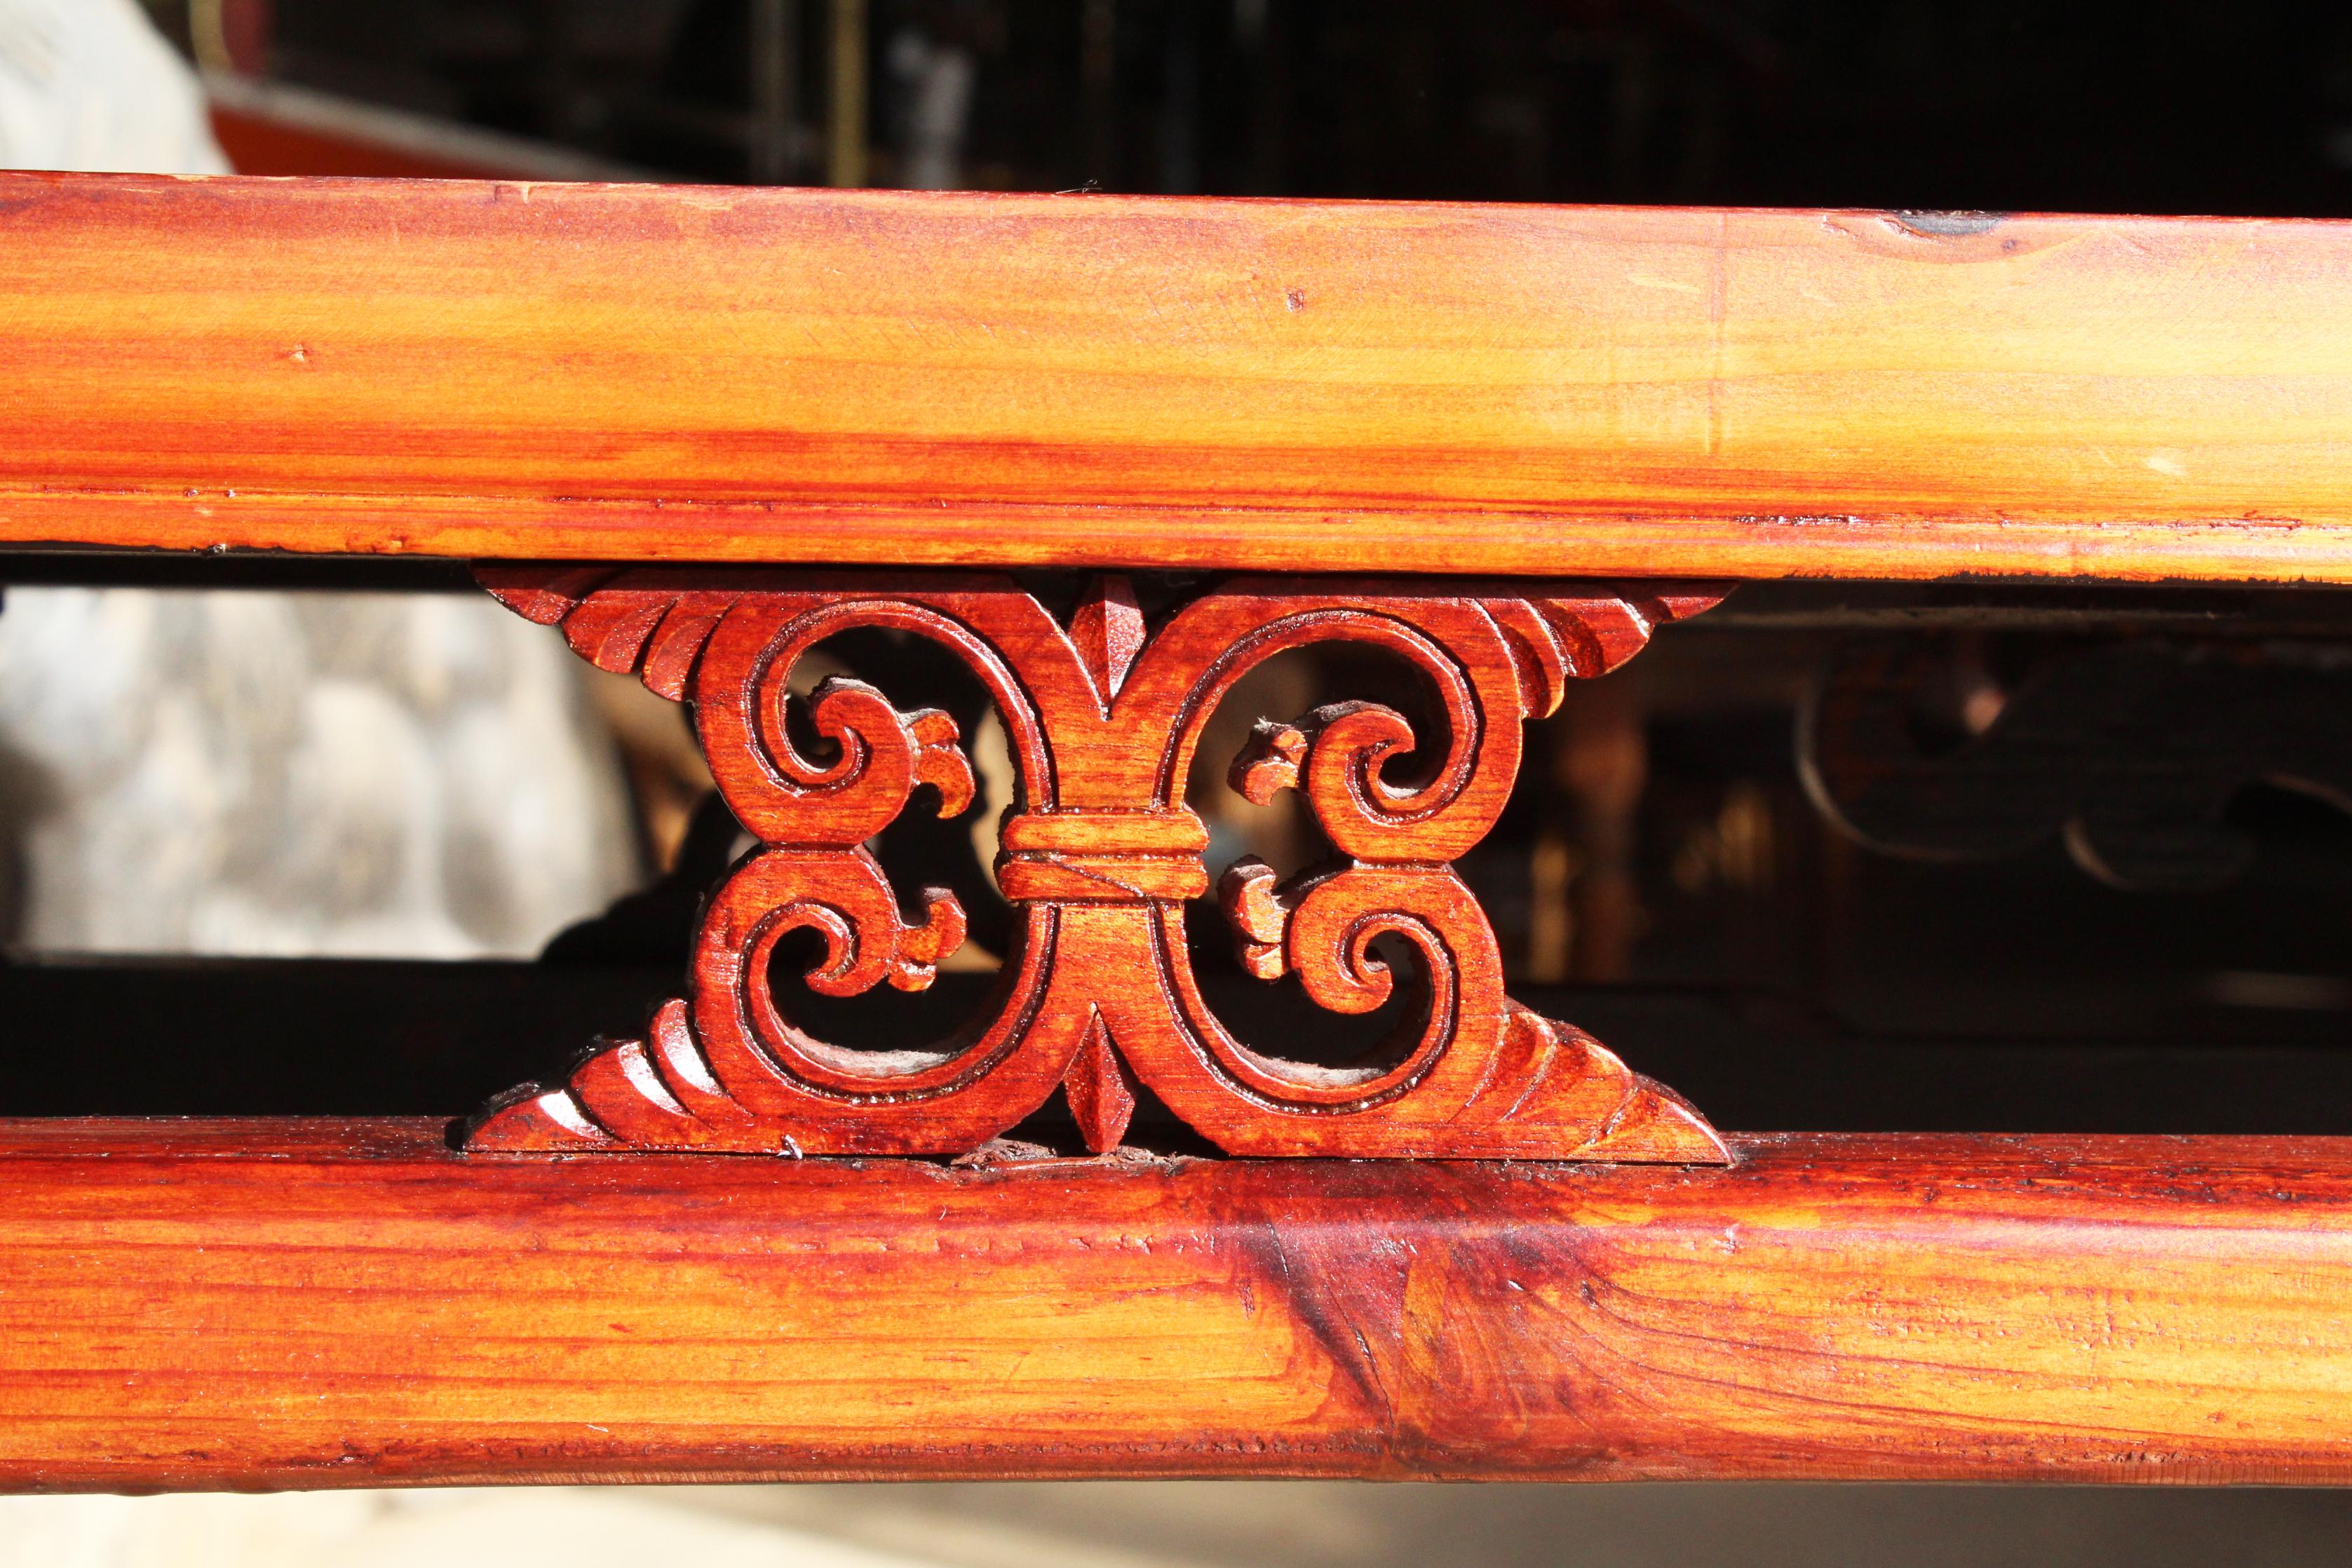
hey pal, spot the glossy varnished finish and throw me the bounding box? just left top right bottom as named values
left=15, top=173, right=2352, bottom=1491
left=2, top=1121, right=2352, bottom=1487
left=461, top=568, right=1725, bottom=1161
left=11, top=175, right=2352, bottom=581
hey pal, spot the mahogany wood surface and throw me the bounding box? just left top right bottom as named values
left=459, top=567, right=1726, bottom=1161
left=10, top=174, right=2352, bottom=583
left=4, top=1120, right=2352, bottom=1488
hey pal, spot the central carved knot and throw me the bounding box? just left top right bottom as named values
left=994, top=809, right=1210, bottom=902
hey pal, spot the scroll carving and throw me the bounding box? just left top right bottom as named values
left=464, top=568, right=1729, bottom=1163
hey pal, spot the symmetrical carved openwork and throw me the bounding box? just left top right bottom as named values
left=464, top=568, right=1729, bottom=1163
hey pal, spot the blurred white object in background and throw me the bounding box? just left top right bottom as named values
left=0, top=591, right=640, bottom=956
left=0, top=0, right=641, bottom=957
left=0, top=1489, right=951, bottom=1568
left=0, top=0, right=228, bottom=173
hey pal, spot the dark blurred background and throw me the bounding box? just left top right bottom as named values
left=144, top=0, right=2352, bottom=211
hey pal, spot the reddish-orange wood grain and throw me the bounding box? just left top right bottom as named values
left=2, top=1121, right=2352, bottom=1488
left=9, top=174, right=2352, bottom=581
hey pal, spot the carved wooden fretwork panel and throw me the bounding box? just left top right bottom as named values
left=462, top=569, right=1730, bottom=1163
left=1802, top=637, right=2352, bottom=891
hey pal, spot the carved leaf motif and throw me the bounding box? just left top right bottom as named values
left=1480, top=588, right=1727, bottom=717
left=1068, top=576, right=1146, bottom=703
left=476, top=566, right=742, bottom=700
left=466, top=998, right=766, bottom=1151
left=1476, top=1007, right=1729, bottom=1163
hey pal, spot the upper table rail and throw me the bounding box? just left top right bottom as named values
left=6, top=173, right=2352, bottom=583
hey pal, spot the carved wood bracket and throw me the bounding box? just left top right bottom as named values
left=462, top=569, right=1730, bottom=1163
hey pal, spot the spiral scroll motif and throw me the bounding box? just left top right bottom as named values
left=461, top=567, right=1729, bottom=1163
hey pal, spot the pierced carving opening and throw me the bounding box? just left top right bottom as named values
left=741, top=625, right=1022, bottom=1069
left=1180, top=643, right=1452, bottom=1083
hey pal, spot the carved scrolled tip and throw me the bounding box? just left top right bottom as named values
left=1307, top=701, right=1419, bottom=808
left=1217, top=857, right=1291, bottom=979
left=797, top=677, right=888, bottom=775
left=473, top=565, right=620, bottom=626
left=1229, top=721, right=1309, bottom=806
left=907, top=708, right=978, bottom=818
left=790, top=903, right=870, bottom=998
left=1234, top=940, right=1285, bottom=981
left=889, top=886, right=968, bottom=991
left=460, top=1003, right=783, bottom=1154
